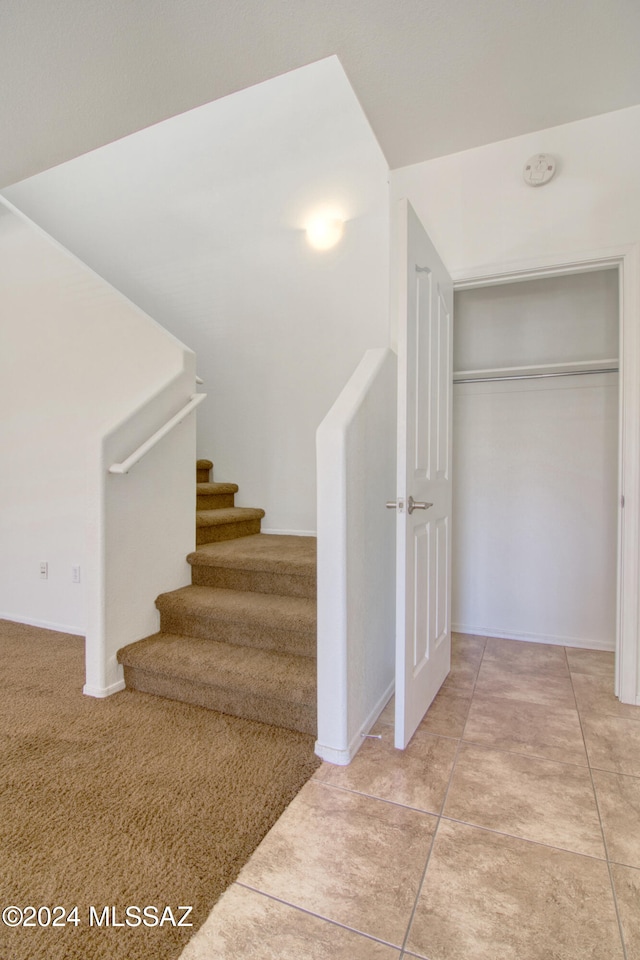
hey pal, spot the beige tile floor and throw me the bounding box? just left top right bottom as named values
left=180, top=635, right=640, bottom=960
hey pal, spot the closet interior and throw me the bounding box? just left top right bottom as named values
left=451, top=268, right=619, bottom=651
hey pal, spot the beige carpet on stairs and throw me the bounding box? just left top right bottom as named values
left=0, top=619, right=320, bottom=960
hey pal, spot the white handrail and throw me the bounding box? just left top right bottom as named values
left=108, top=393, right=207, bottom=475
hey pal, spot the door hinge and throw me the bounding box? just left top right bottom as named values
left=621, top=494, right=625, bottom=508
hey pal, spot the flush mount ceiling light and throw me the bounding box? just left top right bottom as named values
left=305, top=216, right=345, bottom=250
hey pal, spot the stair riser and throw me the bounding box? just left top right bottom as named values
left=196, top=493, right=236, bottom=510
left=196, top=519, right=262, bottom=545
left=197, top=469, right=211, bottom=483
left=123, top=665, right=316, bottom=736
left=190, top=565, right=316, bottom=599
left=157, top=610, right=316, bottom=658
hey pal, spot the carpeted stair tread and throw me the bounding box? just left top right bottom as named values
left=197, top=482, right=239, bottom=495
left=123, top=665, right=316, bottom=735
left=196, top=507, right=265, bottom=544
left=157, top=583, right=316, bottom=627
left=197, top=459, right=214, bottom=483
left=118, top=633, right=316, bottom=702
left=118, top=632, right=317, bottom=732
left=188, top=534, right=316, bottom=575
left=196, top=481, right=239, bottom=511
left=197, top=506, right=265, bottom=527
left=188, top=534, right=316, bottom=598
left=156, top=584, right=317, bottom=639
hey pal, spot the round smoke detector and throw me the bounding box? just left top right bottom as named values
left=523, top=154, right=556, bottom=186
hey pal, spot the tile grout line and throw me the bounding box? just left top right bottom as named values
left=260, top=776, right=436, bottom=956
left=438, top=814, right=610, bottom=862
left=329, top=732, right=633, bottom=861
left=564, top=645, right=629, bottom=960
left=308, top=777, right=443, bottom=816
left=232, top=881, right=404, bottom=952
left=570, top=662, right=640, bottom=726
left=457, top=734, right=593, bottom=770
left=398, top=634, right=488, bottom=959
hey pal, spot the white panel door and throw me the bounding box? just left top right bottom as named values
left=394, top=200, right=453, bottom=749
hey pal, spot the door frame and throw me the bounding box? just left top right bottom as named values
left=452, top=244, right=640, bottom=706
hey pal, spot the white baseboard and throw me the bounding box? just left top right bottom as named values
left=315, top=678, right=395, bottom=766
left=452, top=623, right=615, bottom=652
left=0, top=612, right=84, bottom=636
left=83, top=679, right=126, bottom=698
left=260, top=528, right=317, bottom=537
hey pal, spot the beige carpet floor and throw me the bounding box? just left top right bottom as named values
left=0, top=619, right=320, bottom=960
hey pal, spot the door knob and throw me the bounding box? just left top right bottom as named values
left=386, top=497, right=432, bottom=514
left=407, top=496, right=433, bottom=514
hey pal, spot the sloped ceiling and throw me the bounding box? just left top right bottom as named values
left=1, top=0, right=639, bottom=188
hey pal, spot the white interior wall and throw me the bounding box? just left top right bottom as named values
left=3, top=57, right=390, bottom=535
left=389, top=104, right=640, bottom=281
left=454, top=272, right=619, bottom=371
left=0, top=201, right=190, bottom=634
left=452, top=271, right=619, bottom=649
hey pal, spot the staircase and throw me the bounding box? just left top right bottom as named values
left=117, top=460, right=317, bottom=735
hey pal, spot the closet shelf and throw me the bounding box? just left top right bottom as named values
left=453, top=358, right=619, bottom=384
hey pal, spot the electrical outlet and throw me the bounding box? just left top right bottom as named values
left=72, top=565, right=81, bottom=584
left=39, top=562, right=48, bottom=580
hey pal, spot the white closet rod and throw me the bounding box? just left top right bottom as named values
left=454, top=367, right=618, bottom=385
